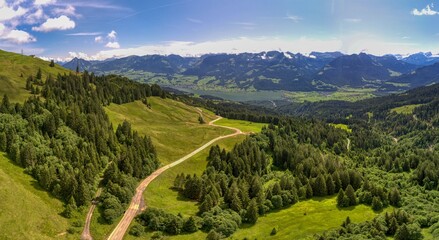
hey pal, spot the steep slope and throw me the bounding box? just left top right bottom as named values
left=62, top=57, right=93, bottom=72
left=0, top=50, right=72, bottom=102
left=0, top=153, right=69, bottom=240
left=314, top=53, right=417, bottom=87
left=391, top=62, right=439, bottom=87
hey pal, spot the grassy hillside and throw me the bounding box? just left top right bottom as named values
left=0, top=152, right=69, bottom=240
left=391, top=104, right=423, bottom=115
left=91, top=98, right=234, bottom=239
left=231, top=197, right=391, bottom=240
left=105, top=97, right=233, bottom=165
left=0, top=49, right=71, bottom=102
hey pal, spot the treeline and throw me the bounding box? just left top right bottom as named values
left=0, top=70, right=162, bottom=221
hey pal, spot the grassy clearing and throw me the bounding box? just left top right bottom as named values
left=329, top=123, right=352, bottom=133
left=105, top=98, right=233, bottom=165
left=144, top=135, right=247, bottom=217
left=285, top=88, right=376, bottom=103
left=231, top=196, right=390, bottom=240
left=0, top=50, right=71, bottom=103
left=0, top=152, right=69, bottom=240
left=214, top=118, right=266, bottom=133
left=124, top=135, right=246, bottom=240
left=391, top=104, right=423, bottom=115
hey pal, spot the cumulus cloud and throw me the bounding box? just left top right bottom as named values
left=34, top=0, right=56, bottom=6
left=68, top=51, right=92, bottom=59
left=0, top=5, right=27, bottom=21
left=32, top=15, right=75, bottom=32
left=1, top=29, right=36, bottom=43
left=105, top=41, right=120, bottom=49
left=94, top=36, right=103, bottom=42
left=52, top=5, right=77, bottom=16
left=412, top=4, right=439, bottom=16
left=107, top=30, right=117, bottom=40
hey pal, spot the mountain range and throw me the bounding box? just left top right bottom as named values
left=63, top=51, right=439, bottom=92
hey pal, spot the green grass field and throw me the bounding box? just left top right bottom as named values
left=0, top=50, right=71, bottom=103
left=285, top=88, right=376, bottom=103
left=231, top=197, right=390, bottom=240
left=105, top=98, right=233, bottom=165
left=391, top=104, right=423, bottom=115
left=214, top=118, right=266, bottom=133
left=0, top=152, right=69, bottom=240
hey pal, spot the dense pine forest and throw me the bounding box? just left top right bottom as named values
left=0, top=71, right=166, bottom=222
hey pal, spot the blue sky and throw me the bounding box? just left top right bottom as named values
left=0, top=0, right=439, bottom=60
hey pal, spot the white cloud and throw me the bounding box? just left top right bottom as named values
left=24, top=7, right=45, bottom=24
left=0, top=23, right=5, bottom=35
left=68, top=51, right=91, bottom=60
left=344, top=18, right=361, bottom=23
left=94, top=36, right=103, bottom=42
left=105, top=41, right=120, bottom=48
left=412, top=4, right=439, bottom=16
left=107, top=30, right=117, bottom=40
left=90, top=37, right=342, bottom=60
left=32, top=15, right=75, bottom=32
left=1, top=29, right=36, bottom=43
left=52, top=5, right=77, bottom=16
left=285, top=14, right=302, bottom=23
left=34, top=0, right=56, bottom=6
left=0, top=5, right=27, bottom=22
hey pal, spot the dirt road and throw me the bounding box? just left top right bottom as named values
left=81, top=188, right=102, bottom=240
left=106, top=116, right=243, bottom=240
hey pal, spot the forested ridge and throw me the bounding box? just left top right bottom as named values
left=0, top=70, right=166, bottom=223
left=132, top=83, right=439, bottom=239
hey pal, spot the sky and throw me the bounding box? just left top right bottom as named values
left=0, top=0, right=439, bottom=60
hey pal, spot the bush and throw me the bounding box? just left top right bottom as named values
left=129, top=223, right=144, bottom=237
left=271, top=227, right=277, bottom=236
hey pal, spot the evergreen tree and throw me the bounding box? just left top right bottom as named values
left=1, top=94, right=10, bottom=113
left=49, top=60, right=55, bottom=67
left=372, top=196, right=383, bottom=211
left=183, top=216, right=198, bottom=233
left=0, top=132, right=6, bottom=152
left=36, top=68, right=42, bottom=80
left=345, top=185, right=357, bottom=206
left=63, top=196, right=77, bottom=218
left=306, top=182, right=313, bottom=198
left=314, top=174, right=327, bottom=197
left=245, top=199, right=259, bottom=224
left=326, top=174, right=335, bottom=195
left=337, top=189, right=349, bottom=207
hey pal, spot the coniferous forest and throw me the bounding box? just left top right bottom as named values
left=0, top=71, right=165, bottom=222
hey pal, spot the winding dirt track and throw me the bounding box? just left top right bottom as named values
left=102, top=116, right=243, bottom=240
